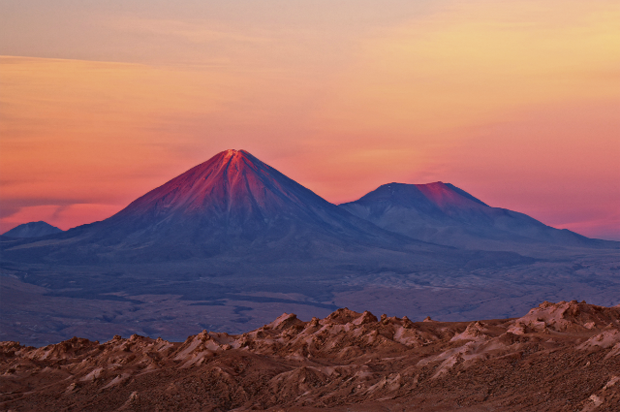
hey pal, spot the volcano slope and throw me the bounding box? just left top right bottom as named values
left=2, top=301, right=620, bottom=411
left=340, top=182, right=616, bottom=255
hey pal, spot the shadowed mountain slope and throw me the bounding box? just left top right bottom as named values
left=340, top=182, right=614, bottom=252
left=1, top=221, right=63, bottom=239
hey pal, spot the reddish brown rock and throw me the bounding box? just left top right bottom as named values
left=2, top=301, right=620, bottom=411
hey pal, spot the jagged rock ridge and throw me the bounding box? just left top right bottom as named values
left=2, top=301, right=620, bottom=411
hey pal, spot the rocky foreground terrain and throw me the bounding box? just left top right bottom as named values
left=2, top=301, right=620, bottom=412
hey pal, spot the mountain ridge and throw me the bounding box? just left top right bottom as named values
left=3, top=151, right=615, bottom=264
left=2, top=300, right=620, bottom=411
left=4, top=151, right=611, bottom=251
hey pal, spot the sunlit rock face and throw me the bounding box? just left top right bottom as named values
left=2, top=301, right=620, bottom=411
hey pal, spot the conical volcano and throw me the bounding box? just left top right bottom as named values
left=107, top=149, right=353, bottom=233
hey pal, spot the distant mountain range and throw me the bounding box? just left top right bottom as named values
left=2, top=149, right=610, bottom=260
left=2, top=221, right=63, bottom=239
left=1, top=149, right=618, bottom=346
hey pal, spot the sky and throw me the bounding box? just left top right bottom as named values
left=1, top=0, right=619, bottom=240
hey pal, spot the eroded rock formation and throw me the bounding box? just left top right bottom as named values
left=2, top=301, right=620, bottom=411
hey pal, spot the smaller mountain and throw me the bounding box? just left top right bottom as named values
left=340, top=182, right=610, bottom=252
left=2, top=221, right=63, bottom=239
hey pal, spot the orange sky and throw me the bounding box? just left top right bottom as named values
left=1, top=0, right=619, bottom=240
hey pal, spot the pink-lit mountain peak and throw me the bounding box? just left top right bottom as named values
left=112, top=149, right=325, bottom=222
left=354, top=181, right=488, bottom=213
left=413, top=182, right=488, bottom=211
